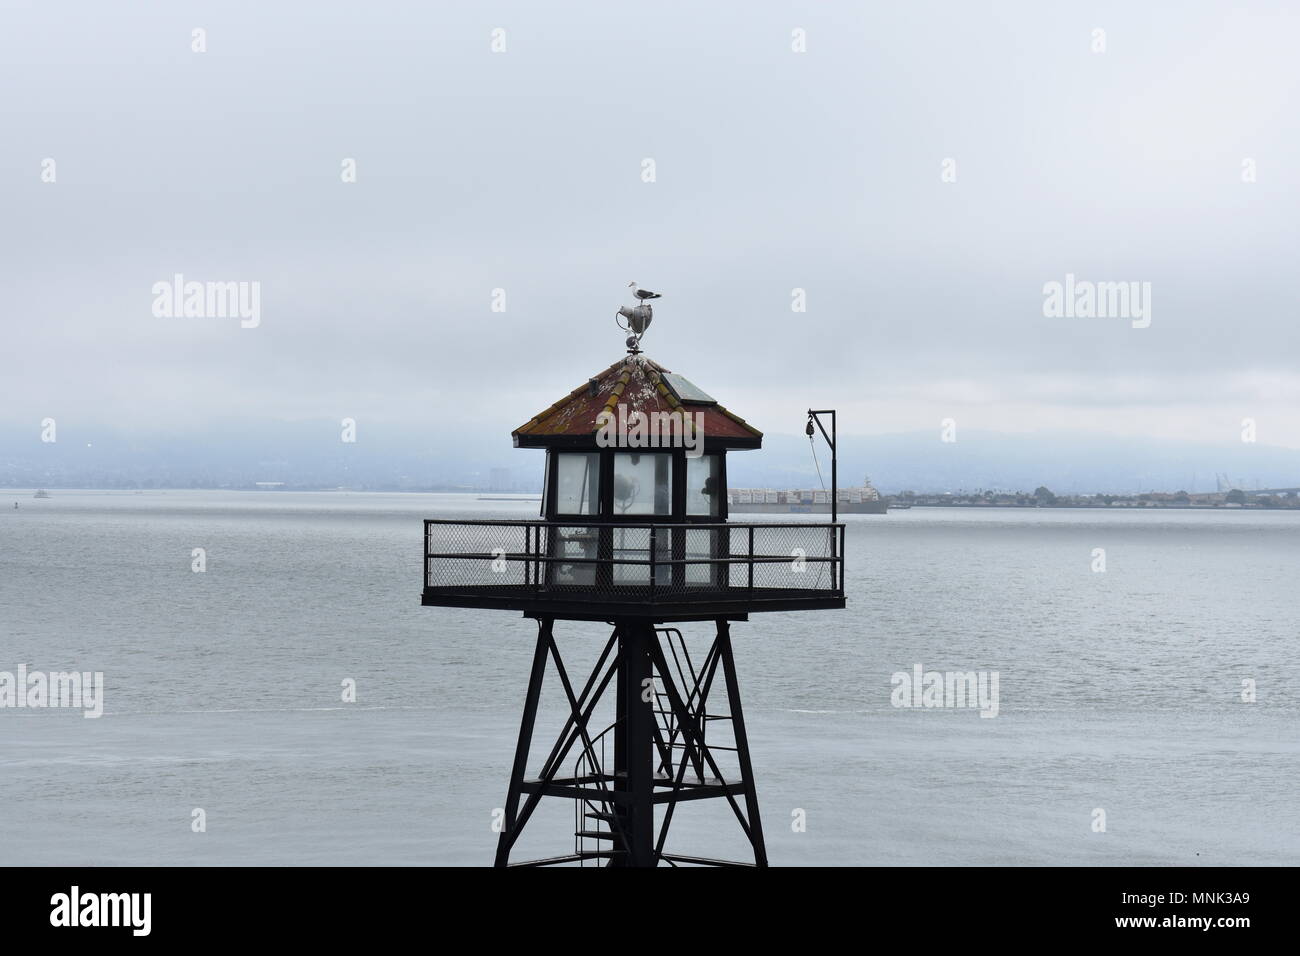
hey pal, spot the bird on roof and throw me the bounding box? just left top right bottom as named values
left=628, top=282, right=662, bottom=301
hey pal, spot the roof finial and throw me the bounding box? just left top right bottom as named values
left=616, top=282, right=660, bottom=352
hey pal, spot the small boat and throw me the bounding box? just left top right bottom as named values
left=33, top=489, right=52, bottom=499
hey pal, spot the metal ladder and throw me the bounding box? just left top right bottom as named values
left=574, top=722, right=624, bottom=866
left=572, top=628, right=727, bottom=865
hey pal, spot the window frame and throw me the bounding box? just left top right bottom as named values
left=544, top=448, right=729, bottom=523
left=546, top=451, right=602, bottom=519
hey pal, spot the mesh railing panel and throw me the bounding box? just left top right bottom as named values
left=424, top=520, right=843, bottom=603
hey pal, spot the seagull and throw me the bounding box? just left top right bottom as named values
left=628, top=282, right=662, bottom=301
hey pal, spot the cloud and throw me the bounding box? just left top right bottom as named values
left=2, top=0, right=1298, bottom=451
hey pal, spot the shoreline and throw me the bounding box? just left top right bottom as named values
left=896, top=502, right=1293, bottom=512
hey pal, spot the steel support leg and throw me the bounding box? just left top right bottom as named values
left=614, top=621, right=656, bottom=866
left=718, top=620, right=768, bottom=867
left=493, top=617, right=551, bottom=867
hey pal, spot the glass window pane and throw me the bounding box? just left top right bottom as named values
left=686, top=454, right=721, bottom=516
left=612, top=453, right=673, bottom=516
left=554, top=453, right=599, bottom=515
left=539, top=453, right=549, bottom=518
left=684, top=528, right=720, bottom=585
left=548, top=525, right=598, bottom=586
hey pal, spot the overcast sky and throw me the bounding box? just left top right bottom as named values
left=3, top=1, right=1299, bottom=450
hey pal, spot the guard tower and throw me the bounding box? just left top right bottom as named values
left=421, top=300, right=845, bottom=866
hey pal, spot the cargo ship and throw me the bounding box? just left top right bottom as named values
left=727, top=476, right=887, bottom=514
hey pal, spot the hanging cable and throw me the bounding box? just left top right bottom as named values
left=805, top=427, right=829, bottom=589
left=808, top=432, right=827, bottom=492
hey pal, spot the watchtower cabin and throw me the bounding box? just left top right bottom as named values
left=421, top=321, right=846, bottom=867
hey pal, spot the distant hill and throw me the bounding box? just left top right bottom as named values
left=1, top=422, right=1296, bottom=495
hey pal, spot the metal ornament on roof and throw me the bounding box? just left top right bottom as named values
left=616, top=282, right=661, bottom=351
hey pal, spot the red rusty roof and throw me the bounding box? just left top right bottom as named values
left=512, top=354, right=762, bottom=449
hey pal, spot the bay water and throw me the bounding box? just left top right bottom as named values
left=2, top=491, right=1296, bottom=865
